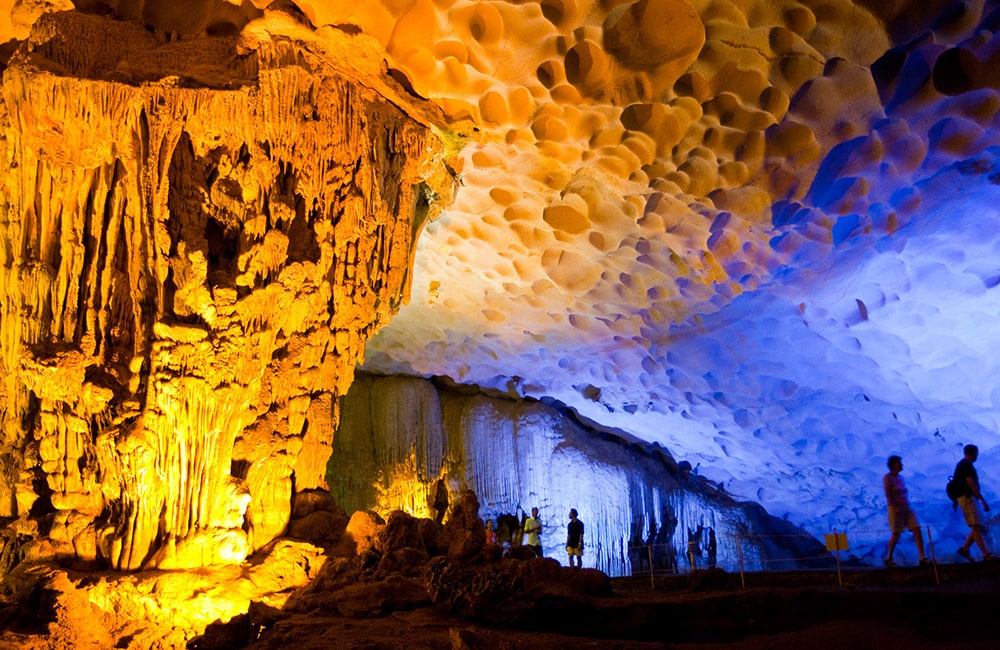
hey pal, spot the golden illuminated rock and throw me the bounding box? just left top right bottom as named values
left=0, top=10, right=452, bottom=571
left=0, top=1, right=998, bottom=646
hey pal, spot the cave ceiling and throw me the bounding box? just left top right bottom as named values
left=4, top=0, right=1000, bottom=538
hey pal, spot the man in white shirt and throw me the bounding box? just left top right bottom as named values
left=524, top=507, right=542, bottom=557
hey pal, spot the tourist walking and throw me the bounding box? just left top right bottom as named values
left=882, top=455, right=930, bottom=566
left=954, top=444, right=994, bottom=562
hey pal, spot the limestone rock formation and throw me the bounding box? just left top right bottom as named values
left=256, top=505, right=622, bottom=648
left=332, top=372, right=830, bottom=576
left=0, top=9, right=452, bottom=572
left=1, top=5, right=999, bottom=648
left=3, top=537, right=327, bottom=647
left=315, top=0, right=1000, bottom=561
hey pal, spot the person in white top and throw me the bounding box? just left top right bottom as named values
left=523, top=507, right=542, bottom=557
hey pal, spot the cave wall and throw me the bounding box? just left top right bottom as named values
left=0, top=11, right=452, bottom=571
left=332, top=372, right=829, bottom=576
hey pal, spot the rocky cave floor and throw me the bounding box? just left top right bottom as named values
left=3, top=559, right=1000, bottom=649
left=245, top=563, right=1000, bottom=650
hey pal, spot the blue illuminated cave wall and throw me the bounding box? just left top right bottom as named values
left=360, top=2, right=1000, bottom=567
left=331, top=372, right=831, bottom=576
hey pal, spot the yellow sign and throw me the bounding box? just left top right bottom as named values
left=824, top=532, right=849, bottom=551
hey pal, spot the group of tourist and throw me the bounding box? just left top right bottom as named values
left=484, top=507, right=586, bottom=568
left=477, top=444, right=991, bottom=572
left=883, top=444, right=994, bottom=566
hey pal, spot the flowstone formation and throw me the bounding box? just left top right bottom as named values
left=332, top=372, right=830, bottom=577
left=0, top=9, right=452, bottom=574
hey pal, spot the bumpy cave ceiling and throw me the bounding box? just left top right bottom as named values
left=352, top=0, right=1000, bottom=543
left=4, top=0, right=1000, bottom=554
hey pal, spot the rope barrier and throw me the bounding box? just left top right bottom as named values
left=625, top=522, right=964, bottom=588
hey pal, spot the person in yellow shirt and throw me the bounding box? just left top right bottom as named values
left=524, top=507, right=542, bottom=557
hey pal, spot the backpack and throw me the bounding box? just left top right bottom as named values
left=946, top=475, right=962, bottom=506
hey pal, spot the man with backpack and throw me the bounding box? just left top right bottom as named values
left=953, top=444, right=995, bottom=562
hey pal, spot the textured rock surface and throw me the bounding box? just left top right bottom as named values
left=325, top=0, right=1000, bottom=559
left=1, top=1, right=1000, bottom=647
left=332, top=372, right=830, bottom=576
left=0, top=3, right=999, bottom=645
left=0, top=10, right=452, bottom=572
left=2, top=538, right=326, bottom=648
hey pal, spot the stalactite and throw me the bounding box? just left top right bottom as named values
left=332, top=372, right=829, bottom=577
left=0, top=11, right=453, bottom=571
